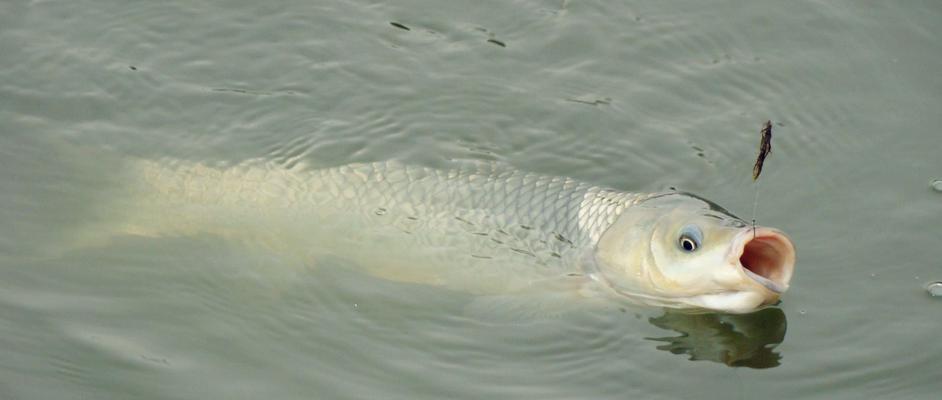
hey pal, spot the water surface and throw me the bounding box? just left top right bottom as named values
left=1, top=0, right=940, bottom=399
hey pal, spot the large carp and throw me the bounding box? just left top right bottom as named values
left=106, top=158, right=795, bottom=314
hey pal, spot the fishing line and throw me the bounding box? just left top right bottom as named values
left=752, top=181, right=759, bottom=238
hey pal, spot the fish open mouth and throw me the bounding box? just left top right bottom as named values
left=736, top=228, right=795, bottom=294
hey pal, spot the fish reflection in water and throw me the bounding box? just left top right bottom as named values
left=646, top=308, right=787, bottom=369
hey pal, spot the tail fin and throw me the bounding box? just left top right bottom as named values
left=0, top=136, right=130, bottom=261
left=2, top=142, right=323, bottom=262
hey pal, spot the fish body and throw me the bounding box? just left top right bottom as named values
left=113, top=158, right=795, bottom=313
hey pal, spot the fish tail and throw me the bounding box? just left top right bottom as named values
left=0, top=137, right=132, bottom=261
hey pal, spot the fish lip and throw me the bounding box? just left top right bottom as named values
left=732, top=227, right=796, bottom=294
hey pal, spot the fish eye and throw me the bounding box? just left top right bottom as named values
left=680, top=237, right=697, bottom=252
left=678, top=225, right=703, bottom=253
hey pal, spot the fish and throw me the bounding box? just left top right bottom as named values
left=102, top=158, right=795, bottom=314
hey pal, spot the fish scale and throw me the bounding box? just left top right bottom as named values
left=119, top=158, right=654, bottom=292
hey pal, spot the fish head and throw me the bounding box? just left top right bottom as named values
left=592, top=193, right=795, bottom=314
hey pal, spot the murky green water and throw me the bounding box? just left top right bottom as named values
left=2, top=1, right=940, bottom=399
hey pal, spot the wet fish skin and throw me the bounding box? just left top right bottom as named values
left=128, top=159, right=645, bottom=249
